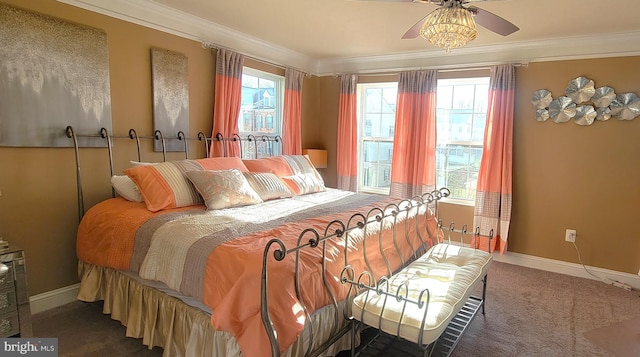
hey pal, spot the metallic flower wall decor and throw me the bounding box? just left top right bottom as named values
left=531, top=76, right=640, bottom=125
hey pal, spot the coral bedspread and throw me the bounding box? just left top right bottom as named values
left=77, top=189, right=434, bottom=357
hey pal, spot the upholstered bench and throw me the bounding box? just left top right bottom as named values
left=349, top=242, right=493, bottom=356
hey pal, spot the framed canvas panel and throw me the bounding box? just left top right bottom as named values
left=0, top=4, right=112, bottom=147
left=151, top=48, right=189, bottom=152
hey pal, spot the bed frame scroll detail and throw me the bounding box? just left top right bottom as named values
left=260, top=189, right=452, bottom=357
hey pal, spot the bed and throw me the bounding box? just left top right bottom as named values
left=67, top=127, right=446, bottom=357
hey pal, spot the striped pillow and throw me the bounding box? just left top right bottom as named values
left=281, top=173, right=325, bottom=196
left=282, top=155, right=325, bottom=185
left=124, top=159, right=204, bottom=212
left=242, top=157, right=294, bottom=177
left=281, top=155, right=326, bottom=194
left=196, top=156, right=249, bottom=172
left=243, top=172, right=293, bottom=201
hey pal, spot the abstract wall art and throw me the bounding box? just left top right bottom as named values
left=0, top=4, right=112, bottom=147
left=151, top=48, right=189, bottom=152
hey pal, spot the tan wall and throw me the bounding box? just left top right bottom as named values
left=511, top=58, right=640, bottom=274
left=2, top=0, right=639, bottom=299
left=0, top=0, right=216, bottom=295
left=311, top=58, right=640, bottom=275
left=0, top=0, right=321, bottom=296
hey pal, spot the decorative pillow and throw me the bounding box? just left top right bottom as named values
left=282, top=155, right=326, bottom=186
left=110, top=175, right=143, bottom=202
left=185, top=169, right=263, bottom=210
left=281, top=173, right=326, bottom=196
left=243, top=172, right=293, bottom=201
left=242, top=157, right=294, bottom=177
left=124, top=159, right=204, bottom=212
left=197, top=156, right=249, bottom=172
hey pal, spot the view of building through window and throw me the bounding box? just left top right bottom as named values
left=356, top=77, right=489, bottom=201
left=435, top=77, right=489, bottom=201
left=358, top=83, right=397, bottom=194
left=238, top=68, right=283, bottom=158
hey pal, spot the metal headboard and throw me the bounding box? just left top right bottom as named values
left=212, top=133, right=283, bottom=158
left=65, top=126, right=285, bottom=221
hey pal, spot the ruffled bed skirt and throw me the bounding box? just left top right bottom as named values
left=77, top=261, right=353, bottom=357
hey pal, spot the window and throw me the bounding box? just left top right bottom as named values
left=238, top=67, right=284, bottom=158
left=435, top=77, right=489, bottom=201
left=355, top=77, right=489, bottom=201
left=357, top=83, right=397, bottom=194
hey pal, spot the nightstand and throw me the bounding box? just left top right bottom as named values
left=0, top=246, right=32, bottom=337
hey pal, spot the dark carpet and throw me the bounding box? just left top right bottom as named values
left=31, top=261, right=640, bottom=356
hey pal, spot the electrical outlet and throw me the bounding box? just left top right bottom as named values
left=565, top=229, right=576, bottom=242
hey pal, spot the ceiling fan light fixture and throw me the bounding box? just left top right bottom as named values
left=419, top=6, right=478, bottom=53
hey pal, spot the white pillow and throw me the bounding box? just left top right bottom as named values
left=110, top=175, right=143, bottom=202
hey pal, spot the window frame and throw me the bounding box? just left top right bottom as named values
left=356, top=82, right=397, bottom=195
left=435, top=76, right=490, bottom=204
left=237, top=67, right=285, bottom=158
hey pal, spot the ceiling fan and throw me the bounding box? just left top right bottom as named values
left=359, top=0, right=519, bottom=51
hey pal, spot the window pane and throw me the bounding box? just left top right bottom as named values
left=358, top=83, right=398, bottom=194
left=437, top=85, right=453, bottom=109
left=436, top=77, right=489, bottom=201
left=238, top=68, right=283, bottom=158
left=452, top=85, right=475, bottom=110
left=449, top=111, right=472, bottom=141
left=365, top=88, right=382, bottom=112
left=362, top=141, right=378, bottom=163
left=361, top=138, right=393, bottom=190
left=474, top=84, right=488, bottom=112
left=242, top=74, right=258, bottom=88
left=472, top=114, right=486, bottom=142
left=469, top=146, right=483, bottom=171
left=381, top=113, right=395, bottom=138
left=382, top=87, right=397, bottom=113
left=378, top=141, right=393, bottom=162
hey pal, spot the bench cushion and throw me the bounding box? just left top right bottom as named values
left=351, top=244, right=492, bottom=345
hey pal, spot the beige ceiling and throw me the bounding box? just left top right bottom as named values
left=62, top=0, right=640, bottom=74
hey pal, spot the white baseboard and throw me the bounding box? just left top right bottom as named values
left=29, top=283, right=80, bottom=315
left=27, top=253, right=640, bottom=314
left=493, top=251, right=640, bottom=290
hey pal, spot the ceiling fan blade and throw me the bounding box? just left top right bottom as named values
left=401, top=13, right=431, bottom=39
left=468, top=5, right=519, bottom=36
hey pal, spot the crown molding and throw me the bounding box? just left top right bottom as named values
left=313, top=30, right=640, bottom=76
left=58, top=0, right=640, bottom=77
left=57, top=0, right=314, bottom=73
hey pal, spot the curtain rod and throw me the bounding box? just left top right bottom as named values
left=201, top=41, right=310, bottom=77
left=336, top=61, right=528, bottom=77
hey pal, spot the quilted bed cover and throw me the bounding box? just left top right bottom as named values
left=77, top=189, right=435, bottom=357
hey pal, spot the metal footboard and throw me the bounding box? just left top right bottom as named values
left=260, top=188, right=452, bottom=357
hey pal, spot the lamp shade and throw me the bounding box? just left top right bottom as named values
left=302, top=149, right=327, bottom=169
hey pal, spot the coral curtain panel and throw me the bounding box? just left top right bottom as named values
left=210, top=49, right=244, bottom=157
left=337, top=74, right=359, bottom=191
left=282, top=68, right=304, bottom=155
left=474, top=64, right=515, bottom=254
left=389, top=70, right=438, bottom=198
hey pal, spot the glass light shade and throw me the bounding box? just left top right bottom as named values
left=419, top=7, right=478, bottom=53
